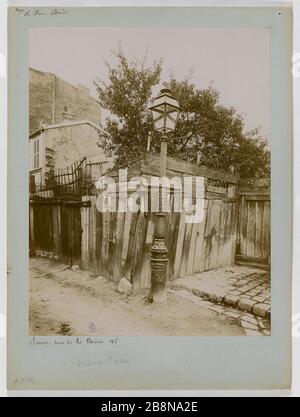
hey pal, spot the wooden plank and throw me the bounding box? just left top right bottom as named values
left=124, top=211, right=139, bottom=282
left=230, top=202, right=238, bottom=265
left=120, top=211, right=132, bottom=275
left=206, top=192, right=227, bottom=200
left=101, top=211, right=110, bottom=278
left=88, top=197, right=97, bottom=270
left=73, top=206, right=81, bottom=265
left=262, top=201, right=270, bottom=260
left=179, top=221, right=192, bottom=278
left=173, top=212, right=186, bottom=279
left=143, top=153, right=238, bottom=184
left=240, top=189, right=270, bottom=197
left=208, top=200, right=222, bottom=270
left=68, top=206, right=73, bottom=265
left=246, top=201, right=255, bottom=257
left=222, top=202, right=233, bottom=267
left=185, top=219, right=199, bottom=276
left=240, top=195, right=247, bottom=255
left=254, top=202, right=262, bottom=258
left=61, top=205, right=68, bottom=264
left=192, top=200, right=207, bottom=273
left=113, top=211, right=125, bottom=281
left=53, top=204, right=62, bottom=260
left=108, top=210, right=117, bottom=281
left=216, top=201, right=226, bottom=268
left=245, top=195, right=270, bottom=201
left=203, top=200, right=213, bottom=271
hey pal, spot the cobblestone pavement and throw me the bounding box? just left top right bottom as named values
left=171, top=288, right=271, bottom=336
left=171, top=266, right=271, bottom=320
left=206, top=301, right=271, bottom=336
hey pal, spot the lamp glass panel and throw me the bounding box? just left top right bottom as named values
left=154, top=117, right=165, bottom=131
left=165, top=115, right=175, bottom=131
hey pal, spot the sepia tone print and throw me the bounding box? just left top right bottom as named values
left=29, top=27, right=270, bottom=336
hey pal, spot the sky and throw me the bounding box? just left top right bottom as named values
left=29, top=27, right=269, bottom=138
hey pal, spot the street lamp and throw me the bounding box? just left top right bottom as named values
left=148, top=88, right=181, bottom=303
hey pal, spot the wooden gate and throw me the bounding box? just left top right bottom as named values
left=236, top=179, right=270, bottom=268
left=30, top=197, right=83, bottom=266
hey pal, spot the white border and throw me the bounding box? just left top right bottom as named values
left=1, top=0, right=298, bottom=397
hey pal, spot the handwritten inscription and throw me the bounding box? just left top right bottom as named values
left=76, top=354, right=129, bottom=368
left=29, top=336, right=119, bottom=346
left=12, top=376, right=35, bottom=386
left=15, top=8, right=67, bottom=17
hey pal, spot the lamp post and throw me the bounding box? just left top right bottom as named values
left=148, top=88, right=181, bottom=303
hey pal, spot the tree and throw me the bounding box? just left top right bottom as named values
left=94, top=47, right=162, bottom=166
left=95, top=49, right=270, bottom=178
left=163, top=76, right=270, bottom=177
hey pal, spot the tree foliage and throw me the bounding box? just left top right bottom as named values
left=94, top=48, right=270, bottom=178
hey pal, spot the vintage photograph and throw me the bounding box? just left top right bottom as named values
left=28, top=27, right=271, bottom=337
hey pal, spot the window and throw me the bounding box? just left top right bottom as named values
left=33, top=138, right=40, bottom=169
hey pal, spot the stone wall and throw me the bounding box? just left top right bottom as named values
left=44, top=123, right=113, bottom=173
left=29, top=68, right=101, bottom=133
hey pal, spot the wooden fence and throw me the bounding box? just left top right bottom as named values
left=78, top=153, right=239, bottom=289
left=80, top=195, right=238, bottom=289
left=29, top=154, right=270, bottom=289
left=236, top=179, right=270, bottom=268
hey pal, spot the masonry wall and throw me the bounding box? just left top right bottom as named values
left=29, top=68, right=101, bottom=133
left=44, top=124, right=112, bottom=172
left=29, top=69, right=54, bottom=132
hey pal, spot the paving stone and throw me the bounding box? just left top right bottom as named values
left=240, top=315, right=258, bottom=325
left=240, top=286, right=254, bottom=293
left=228, top=290, right=240, bottom=296
left=241, top=320, right=259, bottom=331
left=210, top=293, right=224, bottom=303
left=238, top=298, right=256, bottom=312
left=208, top=305, right=225, bottom=314
left=237, top=279, right=248, bottom=286
left=257, top=318, right=270, bottom=330
left=223, top=311, right=241, bottom=319
left=252, top=303, right=270, bottom=318
left=224, top=294, right=239, bottom=307
left=253, top=296, right=265, bottom=303
left=250, top=289, right=263, bottom=296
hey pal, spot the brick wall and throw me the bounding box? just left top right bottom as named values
left=29, top=68, right=101, bottom=133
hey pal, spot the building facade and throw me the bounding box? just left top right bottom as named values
left=29, top=120, right=113, bottom=188
left=29, top=68, right=101, bottom=134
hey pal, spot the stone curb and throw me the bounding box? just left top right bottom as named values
left=171, top=284, right=271, bottom=319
